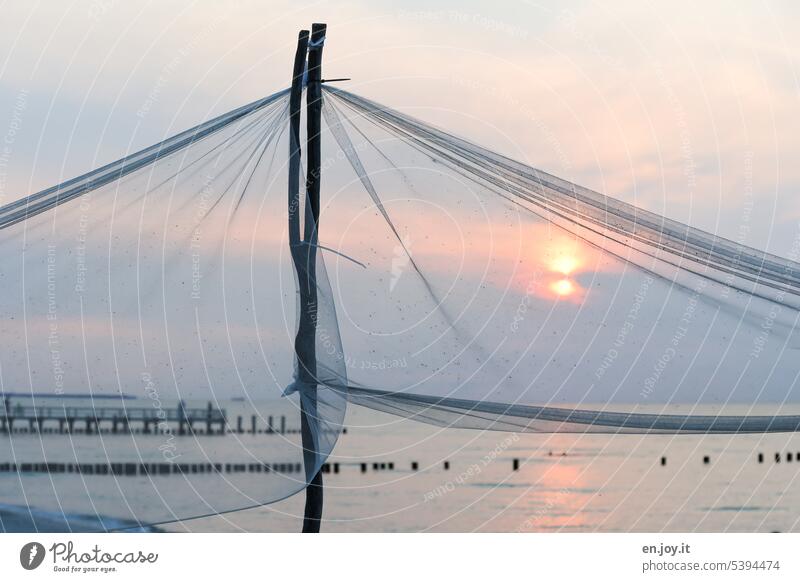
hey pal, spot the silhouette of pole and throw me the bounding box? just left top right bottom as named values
left=288, top=25, right=326, bottom=533
left=299, top=21, right=327, bottom=534
left=288, top=30, right=308, bottom=249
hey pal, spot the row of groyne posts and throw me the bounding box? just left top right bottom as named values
left=0, top=459, right=426, bottom=477
left=2, top=451, right=799, bottom=478
left=508, top=451, right=800, bottom=468
left=0, top=398, right=322, bottom=437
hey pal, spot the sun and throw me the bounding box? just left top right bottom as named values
left=550, top=278, right=576, bottom=297
left=550, top=255, right=580, bottom=276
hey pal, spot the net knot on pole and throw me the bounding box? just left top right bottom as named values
left=283, top=380, right=318, bottom=397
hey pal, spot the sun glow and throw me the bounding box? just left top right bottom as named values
left=545, top=242, right=583, bottom=300
left=550, top=278, right=576, bottom=297
left=550, top=255, right=580, bottom=276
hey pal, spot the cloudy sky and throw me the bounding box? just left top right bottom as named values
left=1, top=0, right=799, bottom=256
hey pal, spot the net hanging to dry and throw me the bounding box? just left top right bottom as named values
left=1, top=61, right=800, bottom=530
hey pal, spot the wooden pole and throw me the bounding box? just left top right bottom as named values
left=304, top=23, right=326, bottom=239
left=288, top=27, right=325, bottom=533
left=299, top=21, right=327, bottom=534
left=288, top=29, right=308, bottom=250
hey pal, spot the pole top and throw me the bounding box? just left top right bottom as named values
left=309, top=23, right=326, bottom=49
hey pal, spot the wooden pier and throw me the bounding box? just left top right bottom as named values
left=0, top=400, right=353, bottom=437
left=0, top=402, right=226, bottom=435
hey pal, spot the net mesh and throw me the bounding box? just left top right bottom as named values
left=1, top=82, right=799, bottom=529
left=0, top=87, right=345, bottom=529
left=317, top=86, right=800, bottom=433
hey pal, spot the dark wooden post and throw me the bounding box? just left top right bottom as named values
left=289, top=27, right=312, bottom=530
left=288, top=24, right=328, bottom=533
left=300, top=22, right=327, bottom=534
left=304, top=23, right=326, bottom=240
left=288, top=29, right=308, bottom=250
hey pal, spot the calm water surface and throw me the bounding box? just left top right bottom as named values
left=168, top=404, right=800, bottom=532
left=3, top=400, right=800, bottom=532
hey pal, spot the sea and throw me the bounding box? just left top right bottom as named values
left=2, top=399, right=800, bottom=533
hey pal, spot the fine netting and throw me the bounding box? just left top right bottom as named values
left=2, top=81, right=800, bottom=530
left=0, top=87, right=346, bottom=529
left=312, top=86, right=800, bottom=433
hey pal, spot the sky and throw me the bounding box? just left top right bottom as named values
left=1, top=0, right=799, bottom=255
left=1, top=1, right=800, bottom=404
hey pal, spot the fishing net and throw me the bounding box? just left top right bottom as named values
left=1, top=78, right=800, bottom=529
left=318, top=87, right=800, bottom=434
left=0, top=87, right=346, bottom=529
